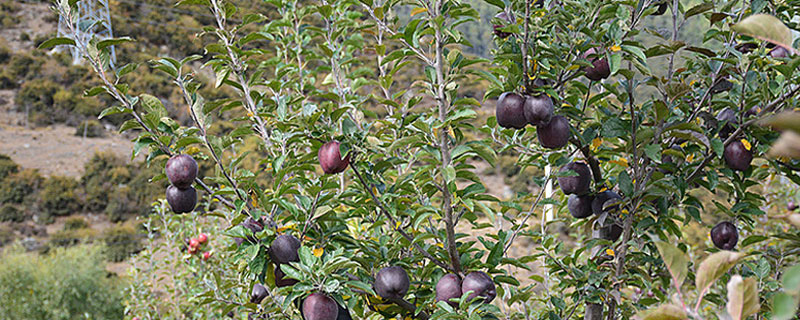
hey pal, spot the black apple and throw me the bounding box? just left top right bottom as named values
left=736, top=42, right=758, bottom=54
left=523, top=94, right=554, bottom=126
left=591, top=190, right=621, bottom=215
left=250, top=283, right=268, bottom=304
left=599, top=223, right=623, bottom=242
left=166, top=185, right=197, bottom=214
left=568, top=194, right=594, bottom=219
left=711, top=221, right=738, bottom=250
left=270, top=234, right=301, bottom=265
left=337, top=304, right=352, bottom=320
left=461, top=271, right=496, bottom=303
left=496, top=92, right=527, bottom=129
left=558, top=162, right=591, bottom=195
left=235, top=217, right=264, bottom=245
left=302, top=293, right=338, bottom=320
left=373, top=266, right=410, bottom=300
left=716, top=108, right=736, bottom=139
left=492, top=12, right=513, bottom=39
left=319, top=141, right=350, bottom=174
left=166, top=154, right=198, bottom=189
left=275, top=266, right=299, bottom=288
left=653, top=1, right=667, bottom=15
left=723, top=140, right=753, bottom=171
left=582, top=48, right=610, bottom=81
left=537, top=115, right=571, bottom=149
left=770, top=46, right=790, bottom=58
left=435, top=273, right=462, bottom=307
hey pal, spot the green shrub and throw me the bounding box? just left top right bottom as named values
left=74, top=119, right=105, bottom=138
left=0, top=154, right=19, bottom=181
left=14, top=78, right=60, bottom=125
left=0, top=244, right=125, bottom=319
left=49, top=228, right=95, bottom=247
left=103, top=223, right=142, bottom=262
left=0, top=169, right=42, bottom=204
left=38, top=176, right=81, bottom=220
left=63, top=216, right=88, bottom=230
left=82, top=152, right=126, bottom=212
left=0, top=225, right=14, bottom=247
left=0, top=204, right=25, bottom=223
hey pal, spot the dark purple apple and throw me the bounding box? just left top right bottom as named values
left=582, top=48, right=610, bottom=81
left=461, top=271, right=496, bottom=303
left=302, top=293, right=338, bottom=320
left=492, top=12, right=514, bottom=38
left=166, top=185, right=197, bottom=214
left=250, top=283, right=268, bottom=304
left=270, top=234, right=301, bottom=265
left=336, top=304, right=352, bottom=320
left=599, top=223, right=623, bottom=242
left=711, top=221, right=738, bottom=250
left=653, top=1, right=667, bottom=15
left=716, top=108, right=737, bottom=139
left=591, top=190, right=621, bottom=215
left=736, top=42, right=758, bottom=54
left=496, top=92, right=527, bottom=129
left=537, top=115, right=571, bottom=149
left=275, top=266, right=299, bottom=287
left=723, top=140, right=753, bottom=171
left=435, top=273, right=462, bottom=307
left=166, top=154, right=198, bottom=189
left=235, top=217, right=264, bottom=245
left=373, top=266, right=410, bottom=300
left=568, top=194, right=594, bottom=219
left=319, top=141, right=350, bottom=174
left=523, top=94, right=554, bottom=126
left=770, top=46, right=790, bottom=58
left=789, top=202, right=799, bottom=212
left=558, top=162, right=592, bottom=195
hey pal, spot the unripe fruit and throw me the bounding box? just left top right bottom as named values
left=582, top=48, right=610, bottom=81
left=270, top=234, right=301, bottom=265
left=166, top=185, right=197, bottom=214
left=302, top=293, right=338, bottom=320
left=250, top=283, right=268, bottom=304
left=711, top=221, right=738, bottom=250
left=558, top=162, right=591, bottom=195
left=716, top=108, right=736, bottom=139
left=166, top=154, right=198, bottom=189
left=318, top=141, right=350, bottom=174
left=523, top=94, right=554, bottom=126
left=202, top=251, right=212, bottom=261
left=189, top=238, right=200, bottom=248
left=592, top=191, right=621, bottom=215
left=496, top=92, right=527, bottom=129
left=275, top=266, right=299, bottom=288
left=435, top=273, right=462, bottom=307
left=461, top=271, right=496, bottom=303
left=492, top=12, right=513, bottom=38
left=723, top=140, right=753, bottom=171
left=198, top=233, right=208, bottom=244
left=373, top=266, right=410, bottom=300
left=537, top=115, right=571, bottom=149
left=568, top=194, right=594, bottom=219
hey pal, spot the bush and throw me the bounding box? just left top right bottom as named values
left=0, top=169, right=42, bottom=204
left=74, top=119, right=106, bottom=138
left=0, top=154, right=19, bottom=181
left=49, top=228, right=95, bottom=247
left=14, top=78, right=60, bottom=125
left=103, top=223, right=142, bottom=262
left=0, top=204, right=25, bottom=223
left=38, top=176, right=81, bottom=220
left=82, top=152, right=126, bottom=212
left=0, top=225, right=14, bottom=247
left=62, top=216, right=88, bottom=230
left=0, top=244, right=125, bottom=319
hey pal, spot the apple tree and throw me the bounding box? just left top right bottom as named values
left=44, top=0, right=800, bottom=318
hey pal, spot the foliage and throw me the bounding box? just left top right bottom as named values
left=38, top=176, right=82, bottom=221
left=63, top=216, right=89, bottom=230
left=49, top=0, right=800, bottom=319
left=0, top=169, right=42, bottom=204
left=0, top=204, right=26, bottom=223
left=0, top=154, right=19, bottom=181
left=102, top=222, right=143, bottom=262
left=0, top=244, right=125, bottom=319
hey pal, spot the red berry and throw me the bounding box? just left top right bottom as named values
left=198, top=233, right=208, bottom=244
left=202, top=251, right=212, bottom=260
left=189, top=238, right=200, bottom=248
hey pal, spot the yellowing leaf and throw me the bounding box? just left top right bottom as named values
left=313, top=247, right=324, bottom=257
left=741, top=139, right=752, bottom=151
left=654, top=241, right=689, bottom=288
left=633, top=304, right=688, bottom=320
left=277, top=224, right=295, bottom=232
left=686, top=153, right=695, bottom=162
left=606, top=249, right=615, bottom=256
left=610, top=158, right=629, bottom=167
left=727, top=275, right=760, bottom=320
left=410, top=7, right=427, bottom=16
left=609, top=45, right=622, bottom=52
left=696, top=251, right=745, bottom=299
left=591, top=138, right=604, bottom=151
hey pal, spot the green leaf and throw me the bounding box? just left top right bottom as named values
left=654, top=241, right=688, bottom=288
left=618, top=171, right=633, bottom=196
left=633, top=304, right=687, bottom=320
left=782, top=264, right=800, bottom=295
left=771, top=293, right=799, bottom=320
left=726, top=275, right=759, bottom=320
left=731, top=14, right=796, bottom=53
left=695, top=251, right=745, bottom=299
left=685, top=2, right=714, bottom=18
left=97, top=37, right=134, bottom=50
left=38, top=37, right=75, bottom=49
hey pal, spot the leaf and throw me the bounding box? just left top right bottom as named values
left=696, top=251, right=745, bottom=299
left=772, top=293, right=799, bottom=320
left=767, top=131, right=800, bottom=159
left=97, top=37, right=134, bottom=50
left=633, top=304, right=687, bottom=320
left=38, top=37, right=75, bottom=49
left=654, top=241, right=688, bottom=288
left=685, top=2, right=714, bottom=18
left=410, top=7, right=427, bottom=16
left=782, top=264, right=800, bottom=295
left=761, top=111, right=800, bottom=133
left=726, top=275, right=760, bottom=320
left=731, top=14, right=797, bottom=54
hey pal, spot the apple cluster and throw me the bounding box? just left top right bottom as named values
left=435, top=271, right=496, bottom=307
left=165, top=154, right=198, bottom=214
left=181, top=233, right=212, bottom=260
left=559, top=162, right=624, bottom=242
